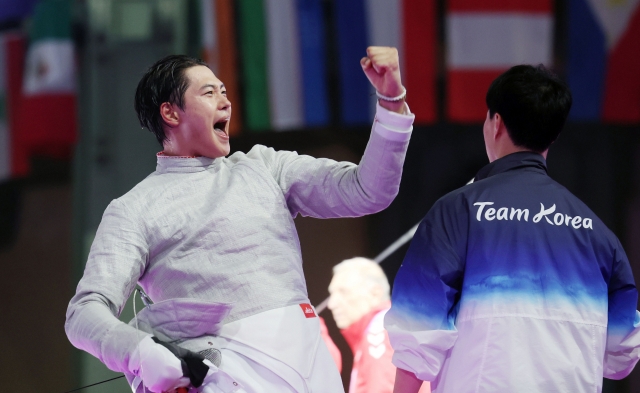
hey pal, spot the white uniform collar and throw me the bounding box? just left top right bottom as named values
left=156, top=151, right=218, bottom=173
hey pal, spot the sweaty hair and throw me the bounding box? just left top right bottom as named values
left=134, top=54, right=209, bottom=146
left=485, top=64, right=572, bottom=153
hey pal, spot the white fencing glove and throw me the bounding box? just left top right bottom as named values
left=129, top=335, right=209, bottom=393
left=198, top=359, right=243, bottom=393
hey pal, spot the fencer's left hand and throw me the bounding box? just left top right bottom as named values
left=360, top=46, right=406, bottom=114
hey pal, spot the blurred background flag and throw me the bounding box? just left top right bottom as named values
left=18, top=0, right=77, bottom=158
left=335, top=0, right=437, bottom=126
left=446, top=0, right=554, bottom=122
left=335, top=0, right=370, bottom=125
left=1, top=33, right=29, bottom=179
left=22, top=4, right=75, bottom=95
left=402, top=0, right=437, bottom=125
left=237, top=0, right=271, bottom=132
left=568, top=0, right=640, bottom=123
left=265, top=0, right=304, bottom=131
left=199, top=0, right=218, bottom=72
left=0, top=34, right=12, bottom=182
left=231, top=0, right=436, bottom=130
left=216, top=0, right=242, bottom=136
left=0, top=0, right=39, bottom=25
left=297, top=0, right=330, bottom=127
left=365, top=0, right=402, bottom=118
left=199, top=0, right=242, bottom=136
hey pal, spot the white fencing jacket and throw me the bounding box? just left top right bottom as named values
left=64, top=104, right=414, bottom=384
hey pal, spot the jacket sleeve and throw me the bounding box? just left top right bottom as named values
left=604, top=237, right=640, bottom=379
left=259, top=103, right=414, bottom=218
left=384, top=196, right=467, bottom=382
left=64, top=199, right=148, bottom=373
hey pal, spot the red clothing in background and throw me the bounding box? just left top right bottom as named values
left=342, top=301, right=394, bottom=393
left=319, top=316, right=342, bottom=372
left=341, top=301, right=430, bottom=393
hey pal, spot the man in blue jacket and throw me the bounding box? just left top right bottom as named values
left=386, top=64, right=640, bottom=393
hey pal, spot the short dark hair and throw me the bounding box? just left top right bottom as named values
left=134, top=55, right=209, bottom=146
left=485, top=64, right=572, bottom=152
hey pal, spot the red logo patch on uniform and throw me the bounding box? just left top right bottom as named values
left=299, top=303, right=316, bottom=318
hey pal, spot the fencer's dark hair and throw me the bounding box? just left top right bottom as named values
left=485, top=64, right=572, bottom=153
left=134, top=55, right=209, bottom=146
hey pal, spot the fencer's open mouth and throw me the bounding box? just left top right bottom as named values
left=214, top=119, right=228, bottom=135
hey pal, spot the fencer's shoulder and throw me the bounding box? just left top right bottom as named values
left=226, top=144, right=276, bottom=163
left=106, top=171, right=165, bottom=214
left=226, top=144, right=299, bottom=167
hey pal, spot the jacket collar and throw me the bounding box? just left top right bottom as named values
left=474, top=151, right=547, bottom=182
left=156, top=152, right=218, bottom=173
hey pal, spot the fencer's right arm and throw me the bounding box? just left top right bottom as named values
left=384, top=197, right=467, bottom=382
left=65, top=199, right=147, bottom=372
left=65, top=200, right=206, bottom=391
left=603, top=237, right=640, bottom=379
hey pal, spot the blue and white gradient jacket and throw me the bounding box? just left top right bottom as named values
left=385, top=152, right=640, bottom=392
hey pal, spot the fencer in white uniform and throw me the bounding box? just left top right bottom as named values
left=65, top=48, right=415, bottom=392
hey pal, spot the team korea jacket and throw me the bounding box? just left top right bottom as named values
left=385, top=152, right=640, bottom=393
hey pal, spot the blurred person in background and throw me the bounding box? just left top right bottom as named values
left=327, top=257, right=430, bottom=393
left=65, top=47, right=415, bottom=393
left=387, top=65, right=640, bottom=393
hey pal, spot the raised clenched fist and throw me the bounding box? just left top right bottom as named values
left=360, top=46, right=405, bottom=112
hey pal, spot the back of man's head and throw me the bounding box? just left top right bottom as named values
left=485, top=64, right=572, bottom=153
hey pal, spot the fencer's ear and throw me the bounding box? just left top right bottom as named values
left=160, top=102, right=180, bottom=127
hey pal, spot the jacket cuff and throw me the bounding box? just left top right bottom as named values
left=373, top=102, right=415, bottom=142
left=386, top=325, right=458, bottom=382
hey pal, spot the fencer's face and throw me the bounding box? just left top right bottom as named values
left=173, top=65, right=232, bottom=158
left=328, top=271, right=379, bottom=329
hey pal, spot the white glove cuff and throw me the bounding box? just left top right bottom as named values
left=128, top=335, right=189, bottom=393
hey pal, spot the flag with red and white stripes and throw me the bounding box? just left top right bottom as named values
left=446, top=0, right=554, bottom=122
